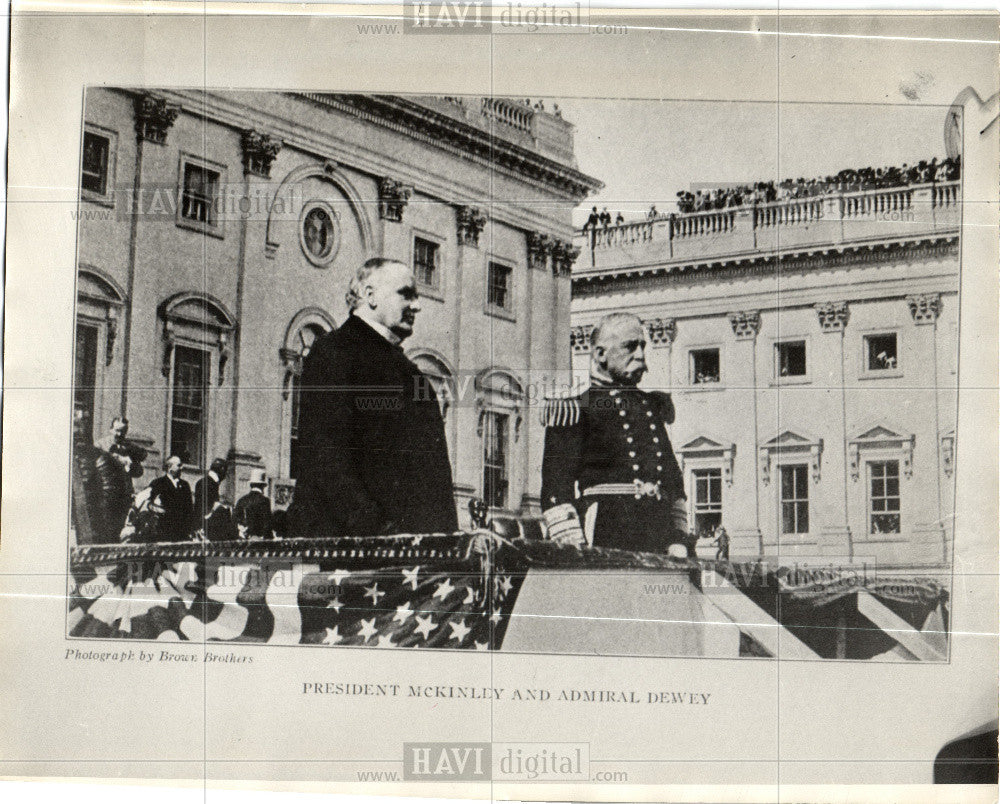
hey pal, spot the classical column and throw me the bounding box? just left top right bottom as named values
left=907, top=292, right=946, bottom=561
left=452, top=205, right=488, bottom=522
left=814, top=301, right=852, bottom=559
left=641, top=317, right=676, bottom=395
left=523, top=232, right=554, bottom=515
left=229, top=130, right=282, bottom=496
left=727, top=310, right=762, bottom=556
left=120, top=93, right=178, bottom=416
left=377, top=177, right=413, bottom=223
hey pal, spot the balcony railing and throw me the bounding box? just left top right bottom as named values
left=581, top=182, right=961, bottom=270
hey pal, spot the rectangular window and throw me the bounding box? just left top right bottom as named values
left=865, top=333, right=898, bottom=372
left=482, top=410, right=509, bottom=508
left=692, top=468, right=722, bottom=536
left=81, top=131, right=110, bottom=197
left=181, top=162, right=220, bottom=225
left=487, top=262, right=513, bottom=312
left=869, top=460, right=901, bottom=534
left=413, top=236, right=440, bottom=289
left=776, top=340, right=807, bottom=378
left=690, top=348, right=721, bottom=384
left=73, top=322, right=99, bottom=444
left=780, top=464, right=809, bottom=534
left=170, top=346, right=209, bottom=467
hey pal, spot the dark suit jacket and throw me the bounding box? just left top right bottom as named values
left=234, top=490, right=273, bottom=539
left=288, top=314, right=458, bottom=538
left=147, top=475, right=193, bottom=542
left=192, top=473, right=221, bottom=529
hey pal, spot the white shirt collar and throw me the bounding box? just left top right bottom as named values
left=354, top=311, right=402, bottom=346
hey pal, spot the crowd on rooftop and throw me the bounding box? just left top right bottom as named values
left=583, top=156, right=962, bottom=231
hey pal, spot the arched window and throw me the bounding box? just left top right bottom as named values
left=158, top=292, right=235, bottom=468
left=75, top=266, right=126, bottom=443
left=408, top=350, right=456, bottom=422
left=279, top=308, right=335, bottom=483
left=475, top=369, right=524, bottom=510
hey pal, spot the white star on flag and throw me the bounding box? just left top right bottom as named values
left=490, top=610, right=502, bottom=624
left=402, top=566, right=420, bottom=590
left=376, top=633, right=396, bottom=648
left=411, top=534, right=424, bottom=546
left=463, top=587, right=475, bottom=605
left=327, top=597, right=343, bottom=613
left=363, top=583, right=385, bottom=604
left=474, top=641, right=489, bottom=651
left=357, top=617, right=378, bottom=641
left=413, top=614, right=435, bottom=640
left=499, top=576, right=513, bottom=596
left=322, top=626, right=341, bottom=645
left=448, top=618, right=471, bottom=643
left=328, top=568, right=350, bottom=586
left=393, top=602, right=414, bottom=623
left=433, top=578, right=454, bottom=601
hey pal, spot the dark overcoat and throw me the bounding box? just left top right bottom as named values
left=288, top=314, right=458, bottom=538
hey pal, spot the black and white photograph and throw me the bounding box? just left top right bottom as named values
left=67, top=88, right=962, bottom=662
left=1, top=6, right=997, bottom=800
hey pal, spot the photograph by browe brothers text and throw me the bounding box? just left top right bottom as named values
left=68, top=88, right=964, bottom=663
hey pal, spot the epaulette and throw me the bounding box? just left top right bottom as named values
left=540, top=393, right=583, bottom=428
left=647, top=391, right=676, bottom=425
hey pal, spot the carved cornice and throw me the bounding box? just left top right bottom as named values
left=526, top=232, right=554, bottom=270
left=378, top=177, right=413, bottom=222
left=644, top=317, right=677, bottom=347
left=815, top=301, right=850, bottom=332
left=134, top=94, right=179, bottom=145
left=573, top=238, right=959, bottom=295
left=907, top=293, right=942, bottom=325
left=728, top=310, right=761, bottom=340
left=570, top=324, right=594, bottom=353
left=241, top=130, right=282, bottom=178
left=551, top=240, right=580, bottom=277
left=456, top=205, right=487, bottom=247
left=296, top=93, right=604, bottom=200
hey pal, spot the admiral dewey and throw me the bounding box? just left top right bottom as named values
left=540, top=312, right=690, bottom=555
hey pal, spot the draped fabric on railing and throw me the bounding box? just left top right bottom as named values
left=68, top=533, right=949, bottom=653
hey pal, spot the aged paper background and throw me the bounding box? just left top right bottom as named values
left=1, top=5, right=997, bottom=802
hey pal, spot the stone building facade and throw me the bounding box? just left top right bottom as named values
left=74, top=90, right=600, bottom=530
left=571, top=180, right=960, bottom=566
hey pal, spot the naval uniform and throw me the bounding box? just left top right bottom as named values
left=540, top=381, right=687, bottom=555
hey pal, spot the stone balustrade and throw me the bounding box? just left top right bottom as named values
left=577, top=182, right=961, bottom=273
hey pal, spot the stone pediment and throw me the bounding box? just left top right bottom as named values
left=679, top=435, right=725, bottom=452
left=848, top=422, right=915, bottom=481
left=852, top=424, right=905, bottom=442
left=761, top=429, right=821, bottom=450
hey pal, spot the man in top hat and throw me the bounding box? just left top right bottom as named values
left=287, top=257, right=458, bottom=539
left=234, top=469, right=273, bottom=540
left=540, top=312, right=689, bottom=556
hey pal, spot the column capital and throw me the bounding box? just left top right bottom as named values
left=570, top=324, right=593, bottom=354
left=133, top=93, right=179, bottom=145
left=815, top=301, right=850, bottom=333
left=728, top=310, right=761, bottom=340
left=551, top=239, right=580, bottom=277
left=378, top=177, right=413, bottom=223
left=643, top=317, right=677, bottom=347
left=456, top=205, right=487, bottom=247
left=241, top=130, right=282, bottom=178
left=526, top=231, right=554, bottom=270
left=907, top=293, right=942, bottom=325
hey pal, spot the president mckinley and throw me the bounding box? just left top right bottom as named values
left=288, top=258, right=459, bottom=538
